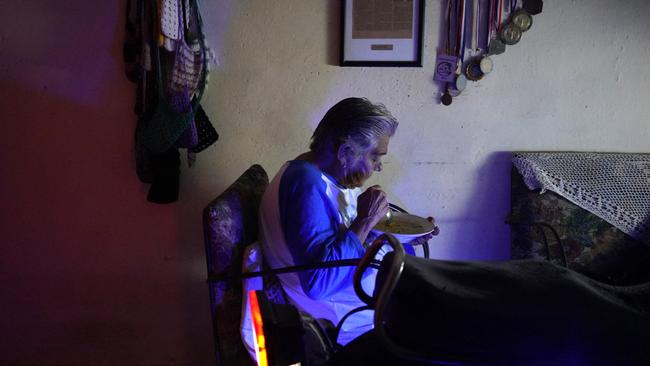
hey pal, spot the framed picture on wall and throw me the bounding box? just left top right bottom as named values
left=340, top=0, right=424, bottom=67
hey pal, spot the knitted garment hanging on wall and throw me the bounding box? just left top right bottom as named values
left=124, top=0, right=219, bottom=203
left=512, top=152, right=650, bottom=244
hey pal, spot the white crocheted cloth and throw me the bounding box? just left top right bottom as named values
left=512, top=152, right=650, bottom=244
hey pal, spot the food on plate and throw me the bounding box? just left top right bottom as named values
left=374, top=217, right=425, bottom=234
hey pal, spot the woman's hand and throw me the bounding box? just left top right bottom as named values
left=356, top=185, right=389, bottom=227
left=350, top=185, right=389, bottom=244
left=406, top=216, right=440, bottom=246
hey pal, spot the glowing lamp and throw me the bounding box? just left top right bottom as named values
left=248, top=290, right=305, bottom=366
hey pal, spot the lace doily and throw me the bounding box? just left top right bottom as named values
left=512, top=152, right=650, bottom=244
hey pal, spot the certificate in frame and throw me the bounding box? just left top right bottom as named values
left=340, top=0, right=425, bottom=67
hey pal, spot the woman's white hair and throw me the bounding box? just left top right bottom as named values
left=310, top=97, right=398, bottom=154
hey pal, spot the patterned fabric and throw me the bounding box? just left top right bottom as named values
left=168, top=39, right=204, bottom=94
left=203, top=164, right=270, bottom=366
left=509, top=167, right=650, bottom=285
left=512, top=152, right=650, bottom=242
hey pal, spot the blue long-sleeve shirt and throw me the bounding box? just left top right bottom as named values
left=258, top=160, right=375, bottom=346
left=278, top=160, right=365, bottom=299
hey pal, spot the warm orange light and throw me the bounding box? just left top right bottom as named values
left=249, top=290, right=268, bottom=366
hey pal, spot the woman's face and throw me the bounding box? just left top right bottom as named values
left=341, top=135, right=389, bottom=188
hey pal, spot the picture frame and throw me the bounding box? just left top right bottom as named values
left=340, top=0, right=425, bottom=67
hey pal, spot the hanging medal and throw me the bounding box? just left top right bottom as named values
left=478, top=0, right=494, bottom=76
left=465, top=57, right=492, bottom=81
left=464, top=0, right=493, bottom=81
left=434, top=0, right=458, bottom=84
left=487, top=0, right=506, bottom=55
left=500, top=0, right=535, bottom=45
left=435, top=0, right=458, bottom=105
left=495, top=0, right=523, bottom=46
left=450, top=0, right=468, bottom=94
left=436, top=0, right=468, bottom=105
left=500, top=23, right=522, bottom=45
left=464, top=0, right=482, bottom=81
left=512, top=9, right=533, bottom=32
left=479, top=55, right=494, bottom=74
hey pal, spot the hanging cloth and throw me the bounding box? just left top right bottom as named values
left=168, top=0, right=206, bottom=148
left=136, top=0, right=207, bottom=153
left=168, top=0, right=204, bottom=95
left=159, top=0, right=190, bottom=51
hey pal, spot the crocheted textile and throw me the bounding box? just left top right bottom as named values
left=509, top=168, right=650, bottom=285
left=512, top=152, right=650, bottom=244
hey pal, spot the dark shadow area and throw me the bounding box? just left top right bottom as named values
left=446, top=151, right=513, bottom=260
left=0, top=0, right=215, bottom=363
left=326, top=0, right=343, bottom=66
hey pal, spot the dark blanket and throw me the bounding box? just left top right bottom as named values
left=370, top=255, right=650, bottom=365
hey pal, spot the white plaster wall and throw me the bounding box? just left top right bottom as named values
left=195, top=0, right=650, bottom=261
left=1, top=1, right=648, bottom=365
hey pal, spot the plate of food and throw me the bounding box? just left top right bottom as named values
left=372, top=211, right=436, bottom=243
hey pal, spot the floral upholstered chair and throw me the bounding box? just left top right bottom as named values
left=201, top=165, right=428, bottom=366
left=203, top=164, right=285, bottom=366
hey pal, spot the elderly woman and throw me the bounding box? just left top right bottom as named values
left=252, top=98, right=650, bottom=366
left=258, top=97, right=422, bottom=345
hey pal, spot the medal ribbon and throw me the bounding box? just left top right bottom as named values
left=472, top=0, right=481, bottom=53
left=487, top=0, right=494, bottom=42
left=455, top=0, right=467, bottom=60
left=497, top=0, right=503, bottom=32
left=445, top=0, right=453, bottom=54
left=487, top=0, right=504, bottom=37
